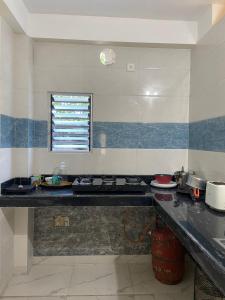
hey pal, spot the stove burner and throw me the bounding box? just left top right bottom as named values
left=80, top=177, right=92, bottom=185
left=102, top=177, right=116, bottom=185
left=72, top=175, right=149, bottom=193
left=126, top=177, right=141, bottom=185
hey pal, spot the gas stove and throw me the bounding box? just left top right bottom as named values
left=72, top=175, right=149, bottom=193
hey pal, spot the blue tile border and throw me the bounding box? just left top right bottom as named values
left=93, top=122, right=189, bottom=149
left=0, top=115, right=14, bottom=147
left=6, top=113, right=225, bottom=151
left=13, top=118, right=30, bottom=148
left=0, top=114, right=48, bottom=148
left=189, top=116, right=225, bottom=152
left=31, top=120, right=48, bottom=148
left=0, top=114, right=189, bottom=149
left=2, top=113, right=225, bottom=152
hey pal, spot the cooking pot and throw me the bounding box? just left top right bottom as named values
left=186, top=175, right=206, bottom=201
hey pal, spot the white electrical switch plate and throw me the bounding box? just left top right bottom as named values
left=127, top=63, right=135, bottom=72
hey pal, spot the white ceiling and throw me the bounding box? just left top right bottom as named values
left=22, top=0, right=213, bottom=21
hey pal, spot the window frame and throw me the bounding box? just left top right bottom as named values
left=49, top=92, right=93, bottom=153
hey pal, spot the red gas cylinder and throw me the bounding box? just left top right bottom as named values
left=151, top=226, right=185, bottom=285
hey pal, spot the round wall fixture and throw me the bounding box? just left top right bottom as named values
left=100, top=48, right=116, bottom=65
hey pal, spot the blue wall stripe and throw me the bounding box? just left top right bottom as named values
left=0, top=114, right=48, bottom=148
left=189, top=116, right=225, bottom=152
left=93, top=122, right=189, bottom=149
left=2, top=114, right=225, bottom=152
left=31, top=120, right=48, bottom=148
left=0, top=115, right=14, bottom=147
left=0, top=114, right=189, bottom=149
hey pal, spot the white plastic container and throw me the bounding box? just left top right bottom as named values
left=206, top=182, right=225, bottom=211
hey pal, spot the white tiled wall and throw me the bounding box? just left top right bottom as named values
left=33, top=42, right=190, bottom=175
left=13, top=34, right=34, bottom=274
left=0, top=208, right=14, bottom=293
left=0, top=17, right=15, bottom=293
left=0, top=23, right=34, bottom=180
left=13, top=34, right=34, bottom=118
left=12, top=34, right=34, bottom=178
left=189, top=16, right=225, bottom=180
left=189, top=150, right=225, bottom=181
left=33, top=148, right=188, bottom=175
left=0, top=17, right=34, bottom=290
left=0, top=17, right=14, bottom=183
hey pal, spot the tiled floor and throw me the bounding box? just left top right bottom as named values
left=1, top=255, right=194, bottom=300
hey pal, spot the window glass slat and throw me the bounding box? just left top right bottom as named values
left=52, top=119, right=89, bottom=126
left=52, top=95, right=90, bottom=103
left=53, top=137, right=89, bottom=142
left=52, top=110, right=89, bottom=119
left=52, top=101, right=89, bottom=111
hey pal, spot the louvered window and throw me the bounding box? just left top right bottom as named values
left=50, top=93, right=92, bottom=152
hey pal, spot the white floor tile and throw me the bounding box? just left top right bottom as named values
left=2, top=256, right=194, bottom=300
left=115, top=256, right=151, bottom=265
left=0, top=298, right=65, bottom=300
left=129, top=262, right=194, bottom=295
left=32, top=256, right=151, bottom=266
left=68, top=264, right=133, bottom=295
left=97, top=297, right=135, bottom=300
left=68, top=296, right=135, bottom=300
left=154, top=292, right=193, bottom=300
left=67, top=297, right=98, bottom=300
left=2, top=265, right=73, bottom=296
left=134, top=295, right=155, bottom=300
left=0, top=298, right=29, bottom=300
left=28, top=298, right=66, bottom=300
left=154, top=295, right=175, bottom=300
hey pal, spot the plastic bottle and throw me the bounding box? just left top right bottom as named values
left=59, top=162, right=67, bottom=175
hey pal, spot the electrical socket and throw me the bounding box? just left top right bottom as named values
left=127, top=63, right=135, bottom=72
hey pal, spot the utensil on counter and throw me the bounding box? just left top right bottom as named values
left=52, top=175, right=62, bottom=185
left=154, top=174, right=173, bottom=184
left=150, top=180, right=177, bottom=189
left=174, top=166, right=189, bottom=189
left=31, top=175, right=44, bottom=189
left=186, top=174, right=206, bottom=201
left=45, top=177, right=52, bottom=184
left=40, top=180, right=72, bottom=189
left=186, top=175, right=206, bottom=190
left=2, top=177, right=35, bottom=195
left=205, top=182, right=225, bottom=211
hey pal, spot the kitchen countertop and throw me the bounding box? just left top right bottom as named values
left=152, top=188, right=225, bottom=296
left=1, top=184, right=225, bottom=294
left=0, top=187, right=153, bottom=207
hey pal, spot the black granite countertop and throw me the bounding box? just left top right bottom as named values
left=1, top=181, right=225, bottom=294
left=0, top=187, right=153, bottom=207
left=0, top=175, right=153, bottom=207
left=152, top=187, right=225, bottom=295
